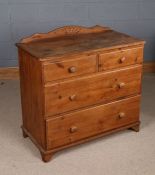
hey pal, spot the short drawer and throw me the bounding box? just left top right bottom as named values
left=44, top=65, right=142, bottom=116
left=46, top=95, right=140, bottom=149
left=99, top=47, right=143, bottom=71
left=43, top=55, right=97, bottom=83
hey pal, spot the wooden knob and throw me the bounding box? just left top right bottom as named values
left=119, top=57, right=126, bottom=63
left=68, top=66, right=77, bottom=73
left=69, top=94, right=76, bottom=101
left=118, top=82, right=125, bottom=88
left=119, top=112, right=126, bottom=119
left=70, top=126, right=78, bottom=133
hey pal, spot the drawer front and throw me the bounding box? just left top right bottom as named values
left=44, top=65, right=142, bottom=116
left=99, top=47, right=143, bottom=71
left=46, top=95, right=140, bottom=149
left=43, top=55, right=97, bottom=83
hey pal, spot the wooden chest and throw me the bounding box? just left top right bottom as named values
left=16, top=25, right=145, bottom=162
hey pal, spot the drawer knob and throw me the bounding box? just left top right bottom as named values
left=69, top=94, right=76, bottom=101
left=70, top=126, right=78, bottom=133
left=119, top=112, right=126, bottom=119
left=68, top=66, right=77, bottom=73
left=118, top=82, right=125, bottom=88
left=120, top=57, right=126, bottom=63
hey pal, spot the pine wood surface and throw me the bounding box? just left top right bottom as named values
left=46, top=95, right=140, bottom=149
left=43, top=55, right=97, bottom=83
left=99, top=46, right=143, bottom=71
left=44, top=65, right=142, bottom=117
left=16, top=25, right=145, bottom=162
left=16, top=25, right=144, bottom=60
left=1, top=61, right=154, bottom=80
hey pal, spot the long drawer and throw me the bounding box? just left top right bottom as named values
left=46, top=95, right=140, bottom=149
left=44, top=65, right=142, bottom=116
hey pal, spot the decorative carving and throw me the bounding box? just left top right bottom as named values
left=62, top=26, right=82, bottom=36
left=20, top=25, right=111, bottom=43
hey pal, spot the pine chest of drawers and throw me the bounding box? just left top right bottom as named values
left=16, top=25, right=145, bottom=162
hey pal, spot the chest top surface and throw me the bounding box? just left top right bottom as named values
left=16, top=25, right=145, bottom=60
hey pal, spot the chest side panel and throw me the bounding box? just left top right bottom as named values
left=18, top=49, right=46, bottom=148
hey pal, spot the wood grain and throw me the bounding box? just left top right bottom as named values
left=99, top=46, right=143, bottom=71
left=0, top=62, right=153, bottom=80
left=43, top=55, right=97, bottom=83
left=16, top=25, right=145, bottom=162
left=0, top=67, right=19, bottom=79
left=44, top=65, right=142, bottom=117
left=16, top=26, right=144, bottom=60
left=143, top=62, right=155, bottom=73
left=22, top=120, right=140, bottom=158
left=18, top=49, right=46, bottom=148
left=20, top=25, right=111, bottom=43
left=46, top=95, right=140, bottom=149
